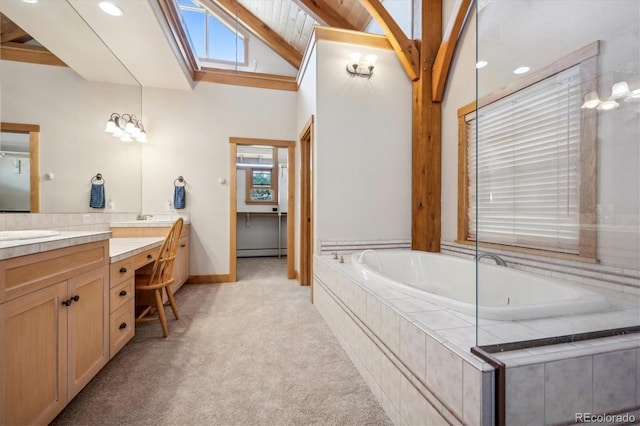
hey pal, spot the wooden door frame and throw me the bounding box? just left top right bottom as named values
left=299, top=116, right=314, bottom=293
left=0, top=122, right=40, bottom=213
left=229, top=137, right=296, bottom=282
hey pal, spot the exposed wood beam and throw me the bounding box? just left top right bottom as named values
left=195, top=68, right=297, bottom=91
left=412, top=0, right=442, bottom=251
left=0, top=43, right=66, bottom=67
left=431, top=0, right=473, bottom=102
left=1, top=26, right=30, bottom=44
left=206, top=0, right=302, bottom=69
left=359, top=0, right=419, bottom=81
left=293, top=0, right=356, bottom=30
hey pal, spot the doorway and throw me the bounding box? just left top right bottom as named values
left=0, top=122, right=40, bottom=213
left=299, top=117, right=314, bottom=297
left=229, top=137, right=295, bottom=282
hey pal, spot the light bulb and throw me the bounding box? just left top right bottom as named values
left=610, top=81, right=630, bottom=99
left=365, top=55, right=377, bottom=66
left=349, top=53, right=361, bottom=63
left=581, top=91, right=601, bottom=109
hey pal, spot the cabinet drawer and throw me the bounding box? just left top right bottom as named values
left=109, top=259, right=134, bottom=288
left=134, top=248, right=157, bottom=270
left=109, top=299, right=134, bottom=359
left=109, top=278, right=134, bottom=313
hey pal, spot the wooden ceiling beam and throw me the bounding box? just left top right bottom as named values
left=431, top=0, right=473, bottom=102
left=358, top=0, right=419, bottom=81
left=293, top=0, right=356, bottom=30
left=1, top=26, right=31, bottom=44
left=0, top=43, right=66, bottom=67
left=206, top=0, right=302, bottom=69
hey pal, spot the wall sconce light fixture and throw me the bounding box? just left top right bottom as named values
left=346, top=53, right=378, bottom=79
left=581, top=81, right=640, bottom=111
left=104, top=113, right=148, bottom=142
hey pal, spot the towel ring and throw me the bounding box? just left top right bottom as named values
left=174, top=176, right=186, bottom=187
left=91, top=173, right=105, bottom=184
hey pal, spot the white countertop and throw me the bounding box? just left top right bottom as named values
left=109, top=237, right=164, bottom=263
left=0, top=231, right=111, bottom=261
left=110, top=219, right=190, bottom=227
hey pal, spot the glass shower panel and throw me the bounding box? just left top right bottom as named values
left=474, top=0, right=640, bottom=347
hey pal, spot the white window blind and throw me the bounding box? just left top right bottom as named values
left=467, top=65, right=582, bottom=253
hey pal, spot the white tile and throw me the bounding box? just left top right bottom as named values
left=593, top=349, right=636, bottom=413
left=438, top=326, right=504, bottom=352
left=462, top=362, right=483, bottom=426
left=351, top=284, right=367, bottom=321
left=366, top=293, right=382, bottom=337
left=380, top=353, right=401, bottom=411
left=481, top=322, right=548, bottom=342
left=381, top=390, right=401, bottom=425
left=411, top=310, right=474, bottom=331
left=505, top=364, right=544, bottom=426
left=425, top=335, right=463, bottom=416
left=389, top=298, right=443, bottom=313
left=380, top=302, right=400, bottom=355
left=400, top=375, right=428, bottom=426
left=366, top=339, right=382, bottom=387
left=399, top=316, right=426, bottom=382
left=544, top=356, right=593, bottom=425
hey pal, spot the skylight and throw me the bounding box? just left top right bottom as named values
left=175, top=0, right=247, bottom=66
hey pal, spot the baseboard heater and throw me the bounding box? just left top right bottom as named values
left=237, top=248, right=287, bottom=258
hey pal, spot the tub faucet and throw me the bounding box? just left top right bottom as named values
left=476, top=252, right=508, bottom=267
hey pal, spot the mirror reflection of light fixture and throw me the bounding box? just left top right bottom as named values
left=104, top=113, right=148, bottom=142
left=346, top=53, right=377, bottom=79
left=581, top=80, right=639, bottom=110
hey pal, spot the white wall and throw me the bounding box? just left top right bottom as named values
left=314, top=39, right=412, bottom=247
left=0, top=60, right=142, bottom=213
left=140, top=82, right=296, bottom=275
left=442, top=0, right=640, bottom=268
left=0, top=157, right=30, bottom=211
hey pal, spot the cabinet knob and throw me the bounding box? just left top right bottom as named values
left=71, top=295, right=80, bottom=302
left=119, top=267, right=127, bottom=273
left=119, top=290, right=127, bottom=297
left=147, top=254, right=153, bottom=259
left=180, top=244, right=186, bottom=248
left=62, top=299, right=72, bottom=307
left=119, top=322, right=127, bottom=330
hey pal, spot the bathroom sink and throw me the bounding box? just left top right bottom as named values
left=0, top=230, right=61, bottom=241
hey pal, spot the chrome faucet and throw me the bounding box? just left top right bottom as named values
left=476, top=252, right=508, bottom=267
left=136, top=214, right=154, bottom=221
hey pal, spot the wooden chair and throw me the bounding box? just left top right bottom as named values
left=135, top=218, right=184, bottom=337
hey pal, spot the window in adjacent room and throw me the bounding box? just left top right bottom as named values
left=237, top=146, right=278, bottom=204
left=175, top=0, right=248, bottom=66
left=457, top=44, right=598, bottom=259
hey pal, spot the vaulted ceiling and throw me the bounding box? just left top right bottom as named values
left=0, top=0, right=374, bottom=91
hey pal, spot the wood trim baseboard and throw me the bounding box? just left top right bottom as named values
left=186, top=274, right=233, bottom=284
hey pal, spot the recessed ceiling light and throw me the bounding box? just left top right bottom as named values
left=99, top=1, right=123, bottom=17
left=513, top=66, right=530, bottom=75
left=21, top=0, right=38, bottom=3
left=476, top=60, right=488, bottom=69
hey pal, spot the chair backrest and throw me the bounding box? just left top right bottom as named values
left=145, top=218, right=184, bottom=287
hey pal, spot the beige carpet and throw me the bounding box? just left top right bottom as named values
left=51, top=257, right=391, bottom=426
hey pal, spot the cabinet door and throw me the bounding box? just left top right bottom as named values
left=67, top=266, right=109, bottom=399
left=0, top=282, right=68, bottom=426
left=171, top=236, right=189, bottom=294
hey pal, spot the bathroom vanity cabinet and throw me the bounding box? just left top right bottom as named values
left=110, top=223, right=190, bottom=295
left=0, top=240, right=109, bottom=426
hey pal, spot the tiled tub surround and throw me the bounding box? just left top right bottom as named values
left=314, top=253, right=640, bottom=425
left=313, top=255, right=495, bottom=425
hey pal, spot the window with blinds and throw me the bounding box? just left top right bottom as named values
left=466, top=65, right=582, bottom=253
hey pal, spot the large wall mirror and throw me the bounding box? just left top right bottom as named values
left=0, top=1, right=142, bottom=213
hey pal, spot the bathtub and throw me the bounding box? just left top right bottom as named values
left=351, top=250, right=609, bottom=321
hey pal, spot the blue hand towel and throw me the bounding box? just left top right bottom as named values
left=174, top=185, right=185, bottom=209
left=90, top=183, right=105, bottom=209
